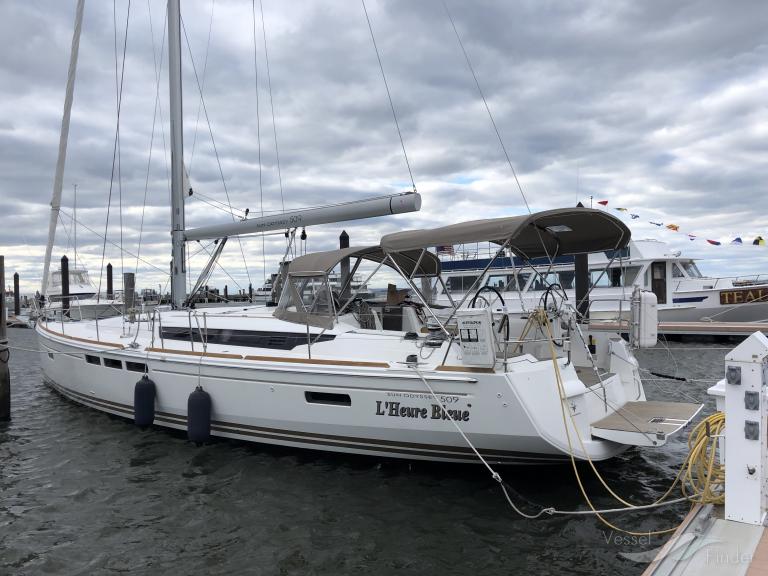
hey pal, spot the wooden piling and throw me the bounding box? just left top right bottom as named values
left=0, top=256, right=11, bottom=420
left=13, top=272, right=20, bottom=316
left=61, top=255, right=70, bottom=318
left=123, top=272, right=135, bottom=318
left=340, top=230, right=350, bottom=299
left=106, top=263, right=113, bottom=299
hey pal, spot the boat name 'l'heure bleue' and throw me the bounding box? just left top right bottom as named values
left=375, top=401, right=471, bottom=422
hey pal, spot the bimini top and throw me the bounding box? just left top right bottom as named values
left=288, top=245, right=441, bottom=278
left=379, top=207, right=630, bottom=259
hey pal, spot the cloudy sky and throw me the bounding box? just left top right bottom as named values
left=1, top=0, right=766, bottom=295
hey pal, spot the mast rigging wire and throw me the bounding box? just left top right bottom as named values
left=441, top=0, right=555, bottom=267
left=189, top=191, right=247, bottom=218
left=441, top=0, right=528, bottom=214
left=187, top=0, right=215, bottom=176
left=198, top=243, right=245, bottom=292
left=135, top=0, right=168, bottom=282
left=252, top=0, right=267, bottom=287
left=180, top=15, right=254, bottom=292
left=361, top=0, right=417, bottom=193
left=60, top=209, right=169, bottom=276
left=259, top=0, right=285, bottom=214
left=115, top=1, right=127, bottom=303
left=97, top=0, right=132, bottom=303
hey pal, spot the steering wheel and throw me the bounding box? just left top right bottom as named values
left=470, top=285, right=509, bottom=344
left=541, top=283, right=566, bottom=312
left=470, top=285, right=506, bottom=309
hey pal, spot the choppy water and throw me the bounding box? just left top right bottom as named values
left=0, top=328, right=730, bottom=575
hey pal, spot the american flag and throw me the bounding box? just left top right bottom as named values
left=436, top=245, right=455, bottom=256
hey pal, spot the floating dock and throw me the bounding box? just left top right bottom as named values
left=643, top=504, right=768, bottom=575
left=644, top=332, right=768, bottom=575
left=590, top=320, right=768, bottom=338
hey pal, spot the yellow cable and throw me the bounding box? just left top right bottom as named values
left=534, top=309, right=724, bottom=535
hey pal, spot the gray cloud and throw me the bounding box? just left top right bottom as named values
left=1, top=0, right=767, bottom=293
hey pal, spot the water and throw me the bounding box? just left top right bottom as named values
left=0, top=328, right=729, bottom=575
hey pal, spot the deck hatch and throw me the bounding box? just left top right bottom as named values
left=160, top=327, right=335, bottom=350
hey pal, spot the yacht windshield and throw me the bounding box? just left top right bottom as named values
left=274, top=273, right=336, bottom=329
left=71, top=271, right=90, bottom=285
left=682, top=261, right=702, bottom=278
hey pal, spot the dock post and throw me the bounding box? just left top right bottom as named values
left=224, top=285, right=228, bottom=302
left=13, top=272, right=20, bottom=316
left=106, top=263, right=113, bottom=299
left=123, top=272, right=135, bottom=320
left=340, top=230, right=350, bottom=299
left=61, top=255, right=70, bottom=318
left=0, top=256, right=10, bottom=420
left=248, top=283, right=253, bottom=303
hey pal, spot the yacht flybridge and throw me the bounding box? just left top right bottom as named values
left=37, top=208, right=703, bottom=463
left=38, top=0, right=702, bottom=464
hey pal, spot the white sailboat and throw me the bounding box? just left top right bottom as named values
left=38, top=0, right=703, bottom=464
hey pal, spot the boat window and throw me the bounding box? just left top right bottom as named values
left=126, top=361, right=147, bottom=373
left=160, top=327, right=335, bottom=350
left=590, top=270, right=612, bottom=288
left=274, top=273, right=337, bottom=329
left=589, top=267, right=641, bottom=288
left=485, top=274, right=511, bottom=290
left=623, top=266, right=642, bottom=286
left=557, top=270, right=575, bottom=289
left=672, top=264, right=685, bottom=278
left=71, top=272, right=87, bottom=284
left=516, top=272, right=531, bottom=291
left=682, top=261, right=702, bottom=278
left=85, top=354, right=101, bottom=365
left=529, top=273, right=559, bottom=291
left=104, top=358, right=122, bottom=369
left=445, top=275, right=479, bottom=293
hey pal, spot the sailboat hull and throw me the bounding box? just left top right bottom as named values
left=36, top=321, right=630, bottom=465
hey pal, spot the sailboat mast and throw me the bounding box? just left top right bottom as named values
left=41, top=0, right=85, bottom=297
left=168, top=0, right=186, bottom=308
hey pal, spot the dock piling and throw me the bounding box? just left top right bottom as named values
left=123, top=272, right=135, bottom=321
left=61, top=255, right=70, bottom=318
left=0, top=256, right=11, bottom=420
left=13, top=272, right=20, bottom=316
left=106, top=263, right=113, bottom=300
left=340, top=230, right=350, bottom=299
